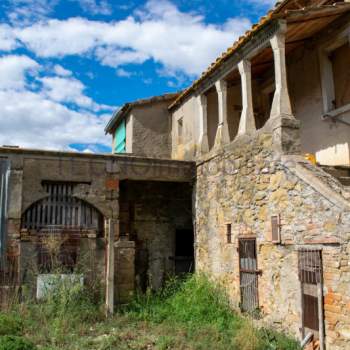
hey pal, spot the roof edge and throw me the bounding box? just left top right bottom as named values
left=105, top=92, right=180, bottom=134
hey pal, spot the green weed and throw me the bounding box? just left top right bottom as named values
left=0, top=335, right=36, bottom=350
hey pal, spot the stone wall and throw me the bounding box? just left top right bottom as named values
left=0, top=148, right=194, bottom=305
left=119, top=180, right=193, bottom=291
left=195, top=130, right=350, bottom=348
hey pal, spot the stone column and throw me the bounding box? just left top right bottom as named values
left=197, top=94, right=209, bottom=154
left=214, top=79, right=230, bottom=147
left=115, top=239, right=135, bottom=304
left=269, top=23, right=292, bottom=119
left=105, top=218, right=115, bottom=315
left=7, top=156, right=23, bottom=291
left=267, top=22, right=301, bottom=154
left=238, top=59, right=256, bottom=135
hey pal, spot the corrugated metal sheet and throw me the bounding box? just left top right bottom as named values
left=0, top=160, right=10, bottom=260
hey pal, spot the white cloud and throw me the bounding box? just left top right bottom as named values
left=0, top=0, right=256, bottom=151
left=116, top=68, right=134, bottom=77
left=53, top=64, right=72, bottom=77
left=13, top=0, right=251, bottom=76
left=0, top=89, right=110, bottom=150
left=0, top=55, right=39, bottom=90
left=0, top=25, right=18, bottom=51
left=95, top=47, right=149, bottom=67
left=246, top=0, right=276, bottom=7
left=40, top=76, right=114, bottom=112
left=0, top=54, right=113, bottom=150
left=40, top=76, right=91, bottom=106
left=71, top=0, right=112, bottom=15
left=7, top=0, right=60, bottom=26
left=15, top=18, right=105, bottom=57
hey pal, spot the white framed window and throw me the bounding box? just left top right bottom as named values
left=319, top=28, right=350, bottom=118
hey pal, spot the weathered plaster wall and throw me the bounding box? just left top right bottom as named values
left=195, top=131, right=350, bottom=349
left=125, top=114, right=133, bottom=154
left=131, top=101, right=172, bottom=159
left=288, top=36, right=350, bottom=166
left=171, top=96, right=198, bottom=160
left=171, top=85, right=242, bottom=161
left=119, top=180, right=193, bottom=291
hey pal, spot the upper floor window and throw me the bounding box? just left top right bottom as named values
left=115, top=119, right=126, bottom=153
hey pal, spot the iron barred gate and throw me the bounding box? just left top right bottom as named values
left=22, top=182, right=103, bottom=232
left=239, top=238, right=259, bottom=313
left=298, top=248, right=324, bottom=345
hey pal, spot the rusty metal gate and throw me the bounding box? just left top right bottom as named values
left=298, top=249, right=324, bottom=346
left=239, top=238, right=259, bottom=313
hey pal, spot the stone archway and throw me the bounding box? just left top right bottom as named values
left=21, top=182, right=106, bottom=277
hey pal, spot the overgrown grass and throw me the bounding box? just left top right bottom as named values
left=0, top=274, right=301, bottom=350
left=122, top=274, right=300, bottom=350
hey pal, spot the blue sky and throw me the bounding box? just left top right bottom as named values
left=0, top=0, right=275, bottom=153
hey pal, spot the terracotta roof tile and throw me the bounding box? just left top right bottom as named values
left=168, top=0, right=340, bottom=110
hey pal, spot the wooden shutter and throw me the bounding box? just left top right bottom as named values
left=115, top=119, right=126, bottom=153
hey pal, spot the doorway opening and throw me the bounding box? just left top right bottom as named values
left=174, top=229, right=194, bottom=275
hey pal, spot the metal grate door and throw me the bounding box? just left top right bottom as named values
left=22, top=182, right=103, bottom=233
left=239, top=238, right=259, bottom=313
left=298, top=249, right=323, bottom=341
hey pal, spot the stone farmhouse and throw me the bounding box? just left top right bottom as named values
left=1, top=0, right=350, bottom=349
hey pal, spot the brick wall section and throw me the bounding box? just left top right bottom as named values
left=195, top=131, right=350, bottom=348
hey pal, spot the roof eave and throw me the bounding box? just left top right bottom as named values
left=168, top=15, right=277, bottom=111
left=104, top=104, right=131, bottom=135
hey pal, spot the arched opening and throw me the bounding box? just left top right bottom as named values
left=21, top=182, right=104, bottom=273
left=251, top=46, right=275, bottom=130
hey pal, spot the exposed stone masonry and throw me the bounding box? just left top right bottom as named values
left=195, top=131, right=350, bottom=349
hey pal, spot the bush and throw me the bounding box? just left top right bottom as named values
left=0, top=335, right=36, bottom=350
left=0, top=313, right=23, bottom=336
